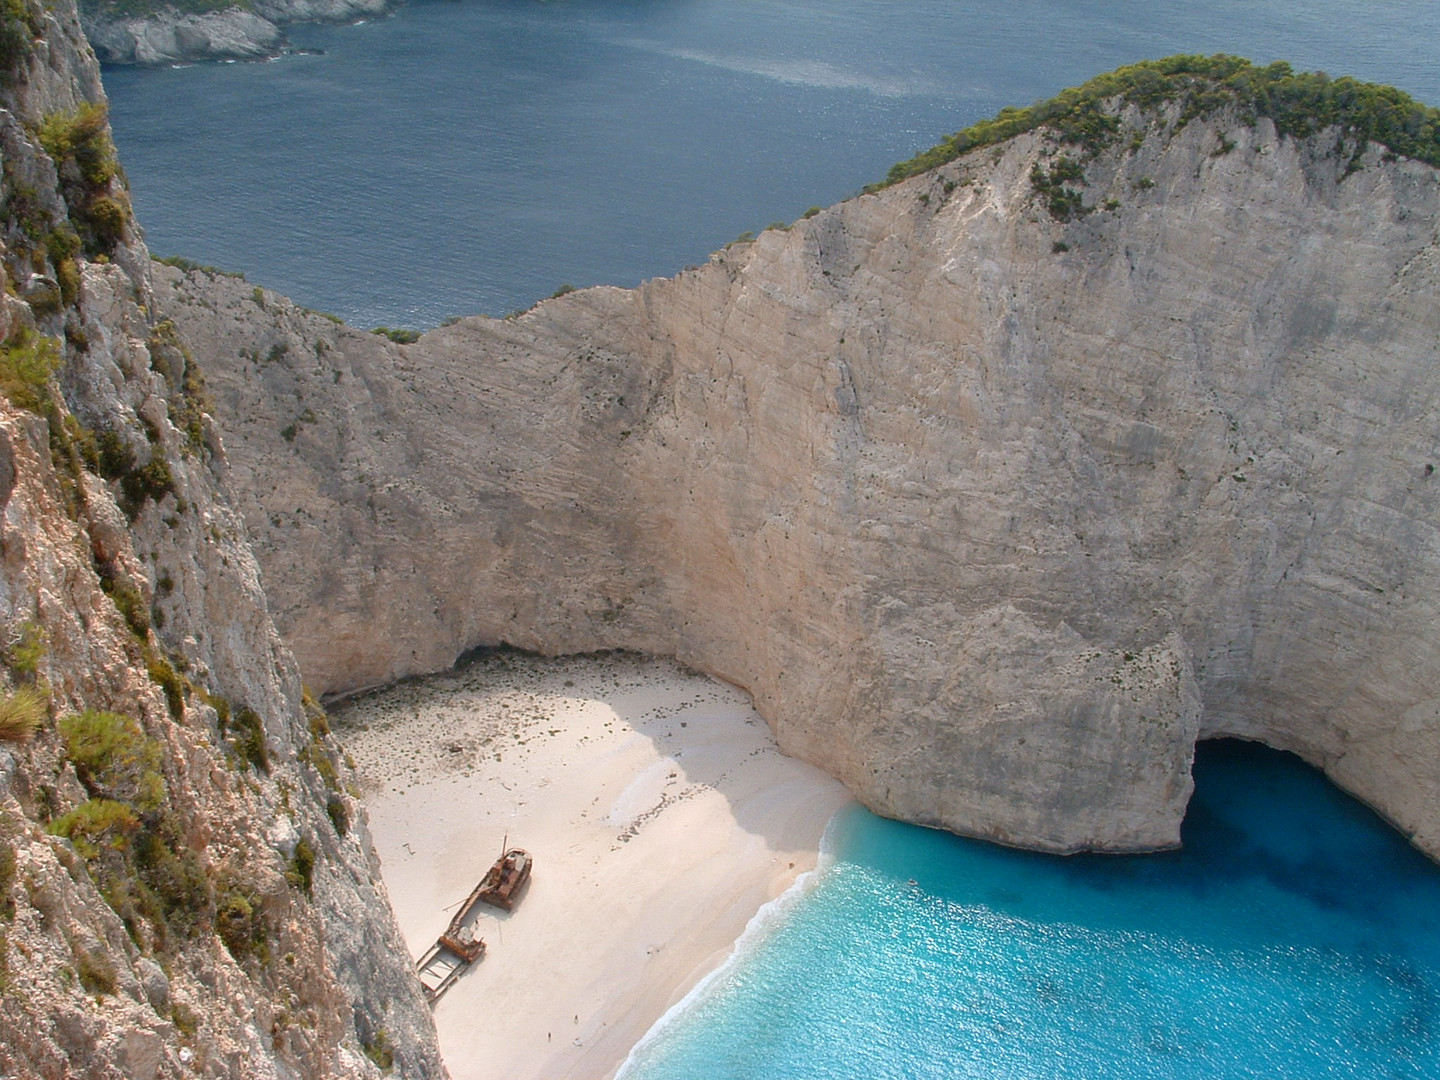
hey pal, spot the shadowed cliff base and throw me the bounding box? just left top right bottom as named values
left=164, top=58, right=1440, bottom=865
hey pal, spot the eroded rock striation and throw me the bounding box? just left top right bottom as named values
left=0, top=0, right=444, bottom=1075
left=162, top=72, right=1440, bottom=861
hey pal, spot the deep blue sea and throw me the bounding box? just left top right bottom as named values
left=99, top=5, right=1440, bottom=1075
left=102, top=0, right=1440, bottom=329
left=620, top=741, right=1440, bottom=1080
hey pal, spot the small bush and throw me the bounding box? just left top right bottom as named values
left=301, top=738, right=338, bottom=791
left=6, top=620, right=45, bottom=680
left=1030, top=156, right=1088, bottom=221
left=132, top=822, right=212, bottom=939
left=99, top=571, right=149, bottom=638
left=0, top=0, right=37, bottom=81
left=369, top=326, right=421, bottom=344
left=34, top=104, right=129, bottom=255
left=0, top=328, right=59, bottom=413
left=152, top=254, right=243, bottom=279
left=0, top=840, right=14, bottom=920
left=75, top=945, right=117, bottom=996
left=326, top=795, right=349, bottom=836
left=549, top=283, right=576, bottom=299
left=49, top=798, right=139, bottom=859
left=285, top=837, right=315, bottom=895
left=144, top=646, right=185, bottom=720
left=36, top=104, right=114, bottom=187
left=118, top=454, right=176, bottom=519
left=215, top=884, right=269, bottom=965
left=58, top=711, right=165, bottom=811
left=362, top=1029, right=394, bottom=1071
left=303, top=689, right=329, bottom=738
left=82, top=195, right=126, bottom=250
left=0, top=686, right=46, bottom=743
left=226, top=706, right=269, bottom=773
left=94, top=428, right=135, bottom=480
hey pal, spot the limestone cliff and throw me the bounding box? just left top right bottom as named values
left=162, top=71, right=1440, bottom=860
left=0, top=0, right=444, bottom=1075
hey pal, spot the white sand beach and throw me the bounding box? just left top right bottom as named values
left=331, top=651, right=851, bottom=1080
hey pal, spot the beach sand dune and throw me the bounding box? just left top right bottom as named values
left=332, top=650, right=850, bottom=1080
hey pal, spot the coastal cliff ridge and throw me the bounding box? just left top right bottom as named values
left=163, top=57, right=1440, bottom=861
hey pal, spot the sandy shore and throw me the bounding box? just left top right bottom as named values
left=331, top=650, right=851, bottom=1080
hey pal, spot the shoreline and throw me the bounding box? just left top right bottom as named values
left=331, top=651, right=851, bottom=1080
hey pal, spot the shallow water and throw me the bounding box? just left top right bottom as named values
left=620, top=740, right=1440, bottom=1079
left=103, top=0, right=1440, bottom=329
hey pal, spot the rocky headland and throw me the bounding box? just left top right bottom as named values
left=80, top=0, right=393, bottom=66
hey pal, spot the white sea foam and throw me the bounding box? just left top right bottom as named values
left=613, top=37, right=932, bottom=98
left=615, top=807, right=848, bottom=1078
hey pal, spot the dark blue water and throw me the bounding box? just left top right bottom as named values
left=102, top=0, right=1440, bottom=329
left=620, top=741, right=1440, bottom=1079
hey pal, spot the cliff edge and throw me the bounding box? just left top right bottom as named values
left=0, top=0, right=445, bottom=1074
left=163, top=58, right=1440, bottom=861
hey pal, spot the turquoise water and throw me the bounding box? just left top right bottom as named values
left=620, top=741, right=1440, bottom=1079
left=102, top=0, right=1440, bottom=329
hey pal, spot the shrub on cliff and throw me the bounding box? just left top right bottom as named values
left=369, top=326, right=421, bottom=344
left=33, top=104, right=129, bottom=255
left=59, top=710, right=166, bottom=810
left=878, top=55, right=1440, bottom=188
left=0, top=0, right=40, bottom=85
left=0, top=327, right=60, bottom=413
left=0, top=686, right=46, bottom=743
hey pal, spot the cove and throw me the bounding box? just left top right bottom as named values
left=620, top=740, right=1440, bottom=1079
left=102, top=0, right=1440, bottom=330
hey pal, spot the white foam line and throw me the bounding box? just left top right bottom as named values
left=615, top=806, right=850, bottom=1078
left=612, top=37, right=931, bottom=98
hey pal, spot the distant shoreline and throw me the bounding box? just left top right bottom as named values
left=82, top=0, right=397, bottom=65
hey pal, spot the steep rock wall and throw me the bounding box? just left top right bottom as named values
left=165, top=107, right=1440, bottom=858
left=0, top=0, right=445, bottom=1074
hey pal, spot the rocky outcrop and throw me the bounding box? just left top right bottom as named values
left=84, top=8, right=284, bottom=66
left=159, top=99, right=1440, bottom=860
left=81, top=0, right=392, bottom=67
left=0, top=0, right=445, bottom=1074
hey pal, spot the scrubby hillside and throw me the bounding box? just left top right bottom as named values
left=0, top=1, right=444, bottom=1075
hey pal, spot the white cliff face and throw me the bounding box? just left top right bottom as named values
left=164, top=109, right=1440, bottom=859
left=0, top=1, right=445, bottom=1074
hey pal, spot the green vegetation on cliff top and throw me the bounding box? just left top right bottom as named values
left=878, top=54, right=1440, bottom=188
